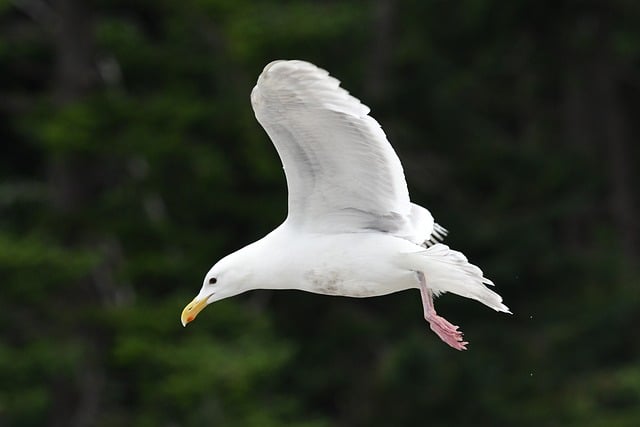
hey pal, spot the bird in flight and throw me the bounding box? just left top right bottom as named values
left=181, top=60, right=509, bottom=350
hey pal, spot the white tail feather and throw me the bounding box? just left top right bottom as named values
left=401, top=243, right=510, bottom=313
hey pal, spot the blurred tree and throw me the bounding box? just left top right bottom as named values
left=0, top=0, right=638, bottom=426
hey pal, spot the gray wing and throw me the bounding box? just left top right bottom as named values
left=251, top=60, right=438, bottom=242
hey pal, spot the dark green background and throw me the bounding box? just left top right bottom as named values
left=1, top=0, right=639, bottom=426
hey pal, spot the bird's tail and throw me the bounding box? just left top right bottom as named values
left=400, top=243, right=510, bottom=313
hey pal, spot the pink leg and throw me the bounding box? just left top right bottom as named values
left=417, top=272, right=468, bottom=351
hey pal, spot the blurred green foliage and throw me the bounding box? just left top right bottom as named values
left=1, top=0, right=639, bottom=426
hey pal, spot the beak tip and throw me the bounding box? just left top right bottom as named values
left=181, top=316, right=194, bottom=327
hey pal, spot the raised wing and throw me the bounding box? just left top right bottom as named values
left=251, top=60, right=418, bottom=236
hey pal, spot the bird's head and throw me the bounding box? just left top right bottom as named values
left=180, top=253, right=250, bottom=327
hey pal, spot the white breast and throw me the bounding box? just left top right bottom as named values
left=263, top=227, right=420, bottom=297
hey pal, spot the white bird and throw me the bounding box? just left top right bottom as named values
left=181, top=60, right=509, bottom=350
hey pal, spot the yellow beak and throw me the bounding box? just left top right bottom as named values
left=181, top=296, right=209, bottom=327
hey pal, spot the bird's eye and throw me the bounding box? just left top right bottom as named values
left=209, top=277, right=217, bottom=285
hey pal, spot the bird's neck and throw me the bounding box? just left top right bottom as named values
left=228, top=225, right=293, bottom=292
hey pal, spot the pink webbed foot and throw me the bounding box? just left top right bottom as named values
left=417, top=271, right=469, bottom=351
left=427, top=314, right=468, bottom=351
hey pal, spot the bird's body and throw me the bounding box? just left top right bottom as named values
left=217, top=225, right=419, bottom=298
left=181, top=60, right=509, bottom=350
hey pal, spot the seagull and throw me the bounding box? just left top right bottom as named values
left=181, top=60, right=509, bottom=350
